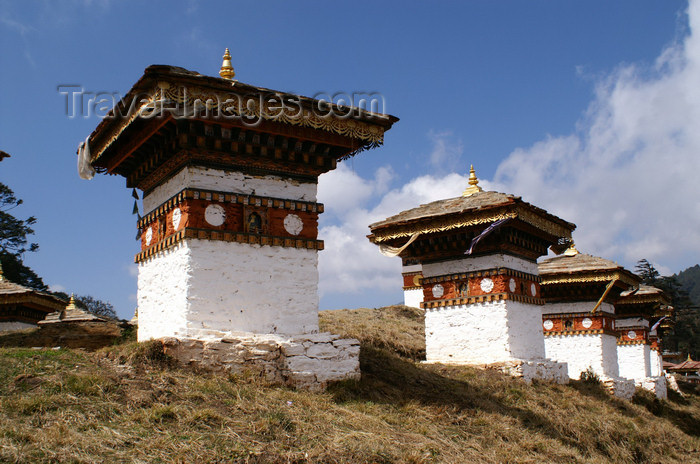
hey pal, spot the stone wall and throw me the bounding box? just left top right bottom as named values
left=137, top=239, right=320, bottom=341
left=0, top=321, right=124, bottom=350
left=639, top=376, right=668, bottom=399
left=160, top=332, right=360, bottom=391
left=601, top=376, right=636, bottom=400
left=0, top=321, right=36, bottom=332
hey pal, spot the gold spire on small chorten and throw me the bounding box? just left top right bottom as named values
left=563, top=242, right=580, bottom=256
left=66, top=294, right=78, bottom=311
left=219, top=48, right=235, bottom=80
left=462, top=165, right=483, bottom=197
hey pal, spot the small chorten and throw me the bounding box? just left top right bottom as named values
left=462, top=165, right=483, bottom=197
left=219, top=48, right=235, bottom=80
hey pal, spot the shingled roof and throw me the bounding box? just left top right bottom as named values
left=85, top=64, right=399, bottom=167
left=0, top=277, right=67, bottom=312
left=368, top=190, right=575, bottom=244
left=618, top=284, right=671, bottom=305
left=539, top=252, right=640, bottom=287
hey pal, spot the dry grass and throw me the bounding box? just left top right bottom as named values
left=319, top=305, right=425, bottom=360
left=0, top=306, right=698, bottom=463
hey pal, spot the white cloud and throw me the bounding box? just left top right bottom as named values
left=318, top=161, right=469, bottom=299
left=125, top=263, right=138, bottom=277
left=318, top=1, right=700, bottom=307
left=49, top=284, right=66, bottom=292
left=427, top=130, right=464, bottom=173
left=491, top=0, right=700, bottom=273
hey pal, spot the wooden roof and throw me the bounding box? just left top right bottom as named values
left=617, top=284, right=671, bottom=306
left=0, top=278, right=67, bottom=312
left=368, top=190, right=575, bottom=244
left=667, top=358, right=700, bottom=372
left=538, top=253, right=640, bottom=288
left=84, top=65, right=398, bottom=172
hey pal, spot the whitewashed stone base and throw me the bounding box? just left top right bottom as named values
left=137, top=239, right=320, bottom=341
left=403, top=288, right=424, bottom=309
left=159, top=332, right=360, bottom=391
left=638, top=376, right=667, bottom=399
left=425, top=300, right=546, bottom=364
left=650, top=350, right=663, bottom=377
left=424, top=300, right=567, bottom=383
left=601, top=376, right=636, bottom=400
left=617, top=344, right=651, bottom=383
left=544, top=333, right=620, bottom=379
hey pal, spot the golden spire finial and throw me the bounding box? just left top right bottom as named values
left=462, top=165, right=483, bottom=197
left=564, top=242, right=580, bottom=256
left=0, top=261, right=4, bottom=281
left=66, top=294, right=78, bottom=310
left=219, top=48, right=235, bottom=80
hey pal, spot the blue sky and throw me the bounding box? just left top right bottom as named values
left=1, top=0, right=696, bottom=318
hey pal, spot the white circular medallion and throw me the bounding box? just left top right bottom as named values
left=480, top=278, right=494, bottom=293
left=145, top=227, right=153, bottom=246
left=172, top=207, right=182, bottom=230
left=543, top=319, right=554, bottom=330
left=582, top=318, right=593, bottom=329
left=431, top=284, right=444, bottom=298
left=204, top=204, right=226, bottom=226
left=283, top=213, right=303, bottom=235
left=509, top=278, right=516, bottom=293
left=627, top=330, right=637, bottom=340
left=530, top=283, right=537, bottom=296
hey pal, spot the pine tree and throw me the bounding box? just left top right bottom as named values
left=635, top=259, right=699, bottom=358
left=0, top=182, right=47, bottom=290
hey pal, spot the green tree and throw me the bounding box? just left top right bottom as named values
left=0, top=182, right=47, bottom=290
left=0, top=182, right=39, bottom=256
left=635, top=258, right=660, bottom=283
left=0, top=251, right=47, bottom=290
left=635, top=259, right=699, bottom=358
left=76, top=294, right=117, bottom=319
left=51, top=292, right=118, bottom=319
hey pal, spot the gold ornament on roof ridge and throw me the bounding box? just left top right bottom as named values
left=563, top=242, right=580, bottom=256
left=66, top=294, right=78, bottom=310
left=462, top=165, right=483, bottom=197
left=219, top=48, right=236, bottom=80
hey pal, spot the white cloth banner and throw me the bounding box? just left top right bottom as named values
left=379, top=233, right=420, bottom=257
left=77, top=136, right=95, bottom=180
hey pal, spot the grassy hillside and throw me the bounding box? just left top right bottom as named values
left=0, top=306, right=698, bottom=463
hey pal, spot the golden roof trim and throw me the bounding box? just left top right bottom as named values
left=539, top=271, right=638, bottom=288
left=370, top=203, right=573, bottom=244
